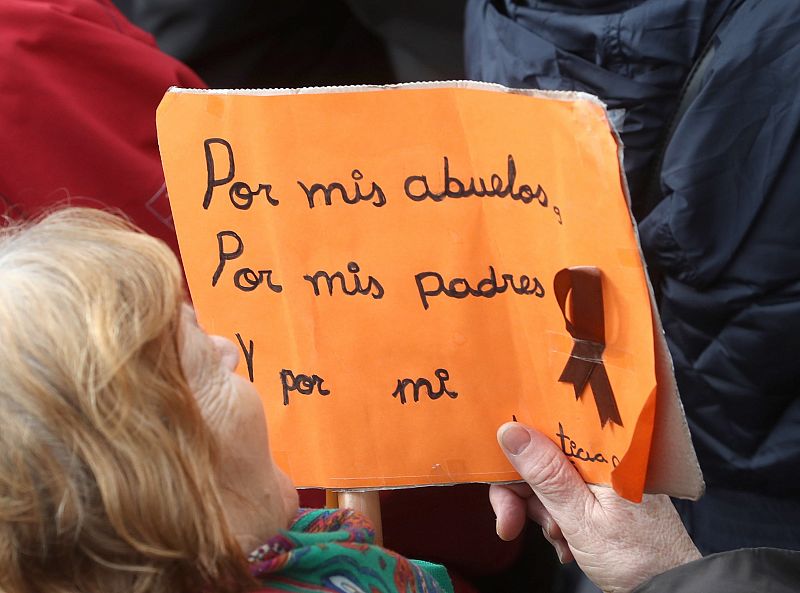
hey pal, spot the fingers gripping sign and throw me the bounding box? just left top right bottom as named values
left=492, top=423, right=701, bottom=593
left=489, top=481, right=573, bottom=563
left=493, top=423, right=593, bottom=560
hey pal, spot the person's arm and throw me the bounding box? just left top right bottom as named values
left=490, top=422, right=700, bottom=593
left=633, top=548, right=800, bottom=593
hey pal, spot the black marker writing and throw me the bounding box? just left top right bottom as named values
left=414, top=265, right=545, bottom=310
left=556, top=422, right=618, bottom=467
left=235, top=333, right=255, bottom=382
left=297, top=169, right=386, bottom=209
left=203, top=138, right=279, bottom=209
left=392, top=369, right=458, bottom=404
left=303, top=262, right=384, bottom=299
left=280, top=369, right=330, bottom=406
left=213, top=230, right=283, bottom=293
left=404, top=155, right=548, bottom=206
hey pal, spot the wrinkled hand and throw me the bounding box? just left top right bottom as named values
left=490, top=423, right=700, bottom=593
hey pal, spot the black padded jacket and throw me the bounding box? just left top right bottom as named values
left=465, top=0, right=800, bottom=498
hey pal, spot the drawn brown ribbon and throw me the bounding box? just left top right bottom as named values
left=554, top=267, right=623, bottom=428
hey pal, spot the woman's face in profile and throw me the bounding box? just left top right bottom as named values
left=179, top=306, right=298, bottom=551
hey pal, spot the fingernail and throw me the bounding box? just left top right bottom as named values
left=542, top=519, right=552, bottom=540
left=500, top=424, right=531, bottom=455
left=556, top=546, right=565, bottom=564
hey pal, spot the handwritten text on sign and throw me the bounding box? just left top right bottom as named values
left=157, top=83, right=658, bottom=501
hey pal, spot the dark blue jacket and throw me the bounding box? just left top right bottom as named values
left=466, top=0, right=800, bottom=500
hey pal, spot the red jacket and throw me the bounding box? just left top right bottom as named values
left=0, top=0, right=204, bottom=253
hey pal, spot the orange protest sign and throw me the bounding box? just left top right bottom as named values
left=157, top=82, right=701, bottom=502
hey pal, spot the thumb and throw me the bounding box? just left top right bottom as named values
left=497, top=422, right=595, bottom=528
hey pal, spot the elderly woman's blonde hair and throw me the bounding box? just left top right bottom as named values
left=0, top=209, right=253, bottom=593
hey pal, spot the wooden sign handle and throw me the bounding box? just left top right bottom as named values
left=336, top=490, right=383, bottom=546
